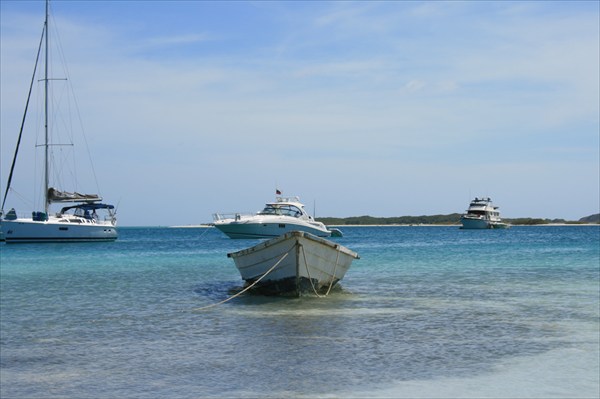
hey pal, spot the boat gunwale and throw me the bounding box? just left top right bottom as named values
left=227, top=231, right=359, bottom=259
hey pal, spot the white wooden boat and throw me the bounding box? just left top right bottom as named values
left=227, top=231, right=359, bottom=296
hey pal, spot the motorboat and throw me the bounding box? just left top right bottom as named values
left=0, top=0, right=117, bottom=243
left=460, top=197, right=510, bottom=229
left=227, top=231, right=359, bottom=296
left=213, top=196, right=342, bottom=239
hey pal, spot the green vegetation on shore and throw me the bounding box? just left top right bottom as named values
left=316, top=214, right=600, bottom=226
left=317, top=214, right=462, bottom=226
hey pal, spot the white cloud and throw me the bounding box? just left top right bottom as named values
left=143, top=33, right=212, bottom=48
left=404, top=79, right=426, bottom=93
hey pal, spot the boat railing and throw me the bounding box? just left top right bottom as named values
left=462, top=213, right=484, bottom=219
left=213, top=212, right=255, bottom=221
left=2, top=209, right=30, bottom=220
left=1, top=208, right=116, bottom=223
left=275, top=196, right=301, bottom=203
left=2, top=209, right=54, bottom=221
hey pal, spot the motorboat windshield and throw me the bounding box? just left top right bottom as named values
left=258, top=204, right=305, bottom=218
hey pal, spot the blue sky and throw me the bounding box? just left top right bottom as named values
left=1, top=0, right=598, bottom=226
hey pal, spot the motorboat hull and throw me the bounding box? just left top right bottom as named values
left=227, top=231, right=359, bottom=296
left=460, top=216, right=510, bottom=229
left=214, top=220, right=333, bottom=239
left=1, top=218, right=117, bottom=243
left=460, top=216, right=491, bottom=229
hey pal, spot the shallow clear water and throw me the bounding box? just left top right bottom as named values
left=1, top=226, right=598, bottom=398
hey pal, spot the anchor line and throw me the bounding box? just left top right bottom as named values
left=192, top=252, right=289, bottom=311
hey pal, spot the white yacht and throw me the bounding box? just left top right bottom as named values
left=460, top=197, right=510, bottom=229
left=0, top=0, right=117, bottom=243
left=213, top=196, right=342, bottom=239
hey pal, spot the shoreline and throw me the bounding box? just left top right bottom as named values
left=328, top=223, right=599, bottom=227
left=164, top=223, right=599, bottom=228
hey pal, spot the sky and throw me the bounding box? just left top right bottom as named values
left=1, top=0, right=599, bottom=226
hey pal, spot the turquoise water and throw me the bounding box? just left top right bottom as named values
left=1, top=226, right=598, bottom=398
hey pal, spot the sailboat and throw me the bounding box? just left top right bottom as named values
left=0, top=0, right=117, bottom=243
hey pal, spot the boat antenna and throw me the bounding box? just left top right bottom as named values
left=1, top=19, right=46, bottom=212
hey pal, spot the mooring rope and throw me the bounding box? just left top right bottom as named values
left=324, top=247, right=340, bottom=296
left=197, top=227, right=211, bottom=239
left=300, top=244, right=340, bottom=298
left=192, top=252, right=288, bottom=311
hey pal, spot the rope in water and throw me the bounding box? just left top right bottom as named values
left=192, top=252, right=289, bottom=311
left=197, top=227, right=211, bottom=239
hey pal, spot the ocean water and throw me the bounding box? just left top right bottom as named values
left=1, top=226, right=598, bottom=398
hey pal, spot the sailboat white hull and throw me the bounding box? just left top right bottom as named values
left=1, top=218, right=117, bottom=243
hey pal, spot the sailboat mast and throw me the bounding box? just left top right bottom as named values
left=44, top=0, right=49, bottom=214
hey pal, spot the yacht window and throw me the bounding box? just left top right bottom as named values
left=468, top=210, right=486, bottom=216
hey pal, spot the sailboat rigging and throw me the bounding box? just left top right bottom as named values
left=1, top=0, right=118, bottom=243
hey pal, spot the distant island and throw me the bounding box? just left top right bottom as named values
left=316, top=213, right=600, bottom=226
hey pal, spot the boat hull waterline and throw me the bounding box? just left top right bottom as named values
left=227, top=231, right=359, bottom=296
left=460, top=217, right=510, bottom=230
left=2, top=219, right=117, bottom=243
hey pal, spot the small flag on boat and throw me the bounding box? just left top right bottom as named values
left=276, top=189, right=282, bottom=195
